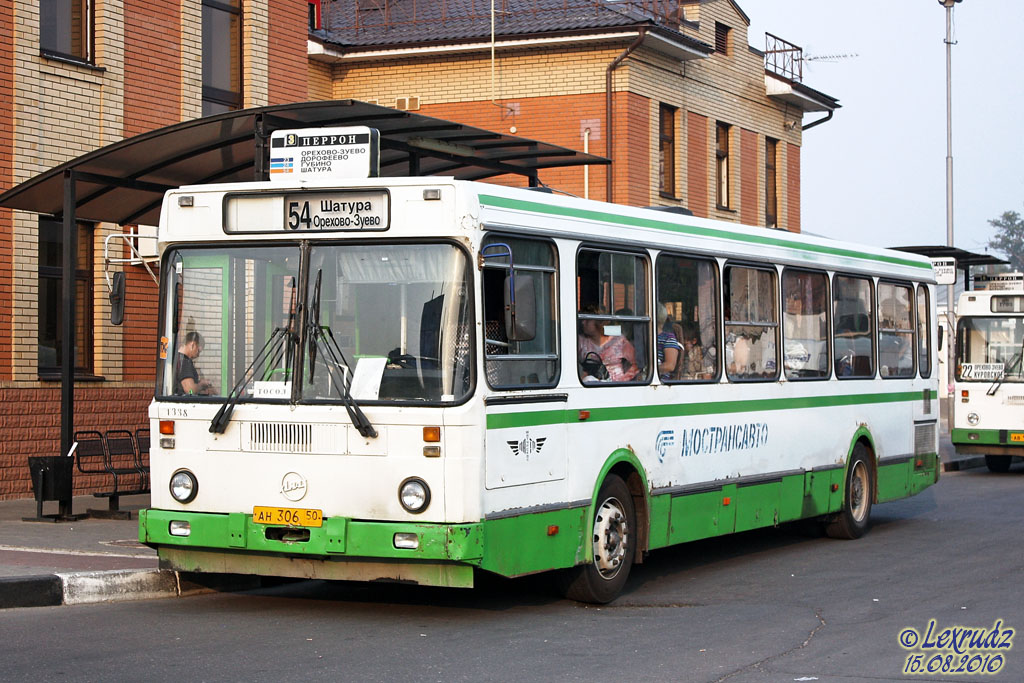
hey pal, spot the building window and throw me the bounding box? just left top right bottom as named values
left=308, top=0, right=321, bottom=30
left=39, top=0, right=92, bottom=61
left=765, top=137, right=778, bottom=228
left=202, top=0, right=242, bottom=116
left=659, top=104, right=677, bottom=197
left=716, top=122, right=731, bottom=209
left=38, top=218, right=93, bottom=375
left=714, top=22, right=730, bottom=55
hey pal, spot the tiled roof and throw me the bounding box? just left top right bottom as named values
left=316, top=0, right=712, bottom=52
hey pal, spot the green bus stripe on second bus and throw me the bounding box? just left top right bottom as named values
left=486, top=390, right=937, bottom=430
left=477, top=194, right=931, bottom=271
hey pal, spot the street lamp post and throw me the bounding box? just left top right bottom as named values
left=941, top=0, right=961, bottom=311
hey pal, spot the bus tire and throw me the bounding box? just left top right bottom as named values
left=558, top=474, right=635, bottom=604
left=985, top=455, right=1012, bottom=473
left=826, top=444, right=873, bottom=540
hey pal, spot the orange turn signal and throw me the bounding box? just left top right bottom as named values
left=423, top=426, right=441, bottom=442
left=547, top=525, right=559, bottom=536
left=159, top=420, right=175, bottom=435
left=722, top=497, right=731, bottom=506
left=578, top=410, right=590, bottom=421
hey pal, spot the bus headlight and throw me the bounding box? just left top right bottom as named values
left=169, top=469, right=199, bottom=503
left=399, top=477, right=430, bottom=513
left=967, top=412, right=980, bottom=426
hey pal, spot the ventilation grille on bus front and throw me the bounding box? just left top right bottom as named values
left=914, top=423, right=936, bottom=456
left=247, top=422, right=314, bottom=454
left=1004, top=395, right=1024, bottom=406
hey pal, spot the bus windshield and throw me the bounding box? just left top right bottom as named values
left=158, top=242, right=472, bottom=404
left=956, top=316, right=1024, bottom=382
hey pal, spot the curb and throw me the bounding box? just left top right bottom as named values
left=0, top=569, right=263, bottom=609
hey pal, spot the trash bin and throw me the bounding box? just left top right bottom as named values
left=28, top=456, right=74, bottom=502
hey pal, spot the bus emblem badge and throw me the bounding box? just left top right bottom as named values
left=507, top=432, right=546, bottom=461
left=281, top=472, right=308, bottom=502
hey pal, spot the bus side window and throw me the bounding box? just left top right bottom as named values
left=655, top=254, right=719, bottom=382
left=917, top=285, right=932, bottom=378
left=878, top=282, right=915, bottom=378
left=724, top=265, right=778, bottom=381
left=481, top=236, right=559, bottom=389
left=833, top=274, right=875, bottom=378
left=576, top=248, right=650, bottom=384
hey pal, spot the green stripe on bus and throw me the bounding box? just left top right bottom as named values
left=486, top=390, right=937, bottom=430
left=477, top=194, right=931, bottom=271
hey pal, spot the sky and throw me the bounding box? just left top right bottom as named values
left=743, top=0, right=1023, bottom=255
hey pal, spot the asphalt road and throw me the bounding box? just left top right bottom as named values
left=2, top=466, right=1022, bottom=683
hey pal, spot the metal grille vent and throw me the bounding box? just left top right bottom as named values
left=1004, top=395, right=1024, bottom=406
left=914, top=423, right=935, bottom=456
left=248, top=422, right=313, bottom=454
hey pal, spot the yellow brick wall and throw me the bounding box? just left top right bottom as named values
left=180, top=0, right=202, bottom=120
left=326, top=0, right=811, bottom=230
left=243, top=0, right=269, bottom=107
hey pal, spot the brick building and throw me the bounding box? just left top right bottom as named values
left=0, top=0, right=836, bottom=500
left=309, top=0, right=838, bottom=225
left=0, top=0, right=308, bottom=499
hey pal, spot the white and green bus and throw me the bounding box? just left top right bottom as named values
left=140, top=151, right=940, bottom=603
left=952, top=275, right=1024, bottom=473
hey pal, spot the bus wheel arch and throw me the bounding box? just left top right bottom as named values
left=559, top=450, right=648, bottom=603
left=826, top=437, right=875, bottom=540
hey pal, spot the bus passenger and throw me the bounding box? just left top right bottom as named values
left=655, top=304, right=682, bottom=381
left=578, top=307, right=638, bottom=382
left=175, top=331, right=212, bottom=395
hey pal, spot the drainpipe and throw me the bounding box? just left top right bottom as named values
left=582, top=127, right=591, bottom=199
left=605, top=29, right=646, bottom=203
left=801, top=110, right=833, bottom=131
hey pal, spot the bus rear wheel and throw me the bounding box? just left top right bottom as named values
left=986, top=455, right=1012, bottom=473
left=826, top=444, right=873, bottom=540
left=558, top=474, right=635, bottom=604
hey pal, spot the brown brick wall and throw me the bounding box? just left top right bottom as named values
left=122, top=255, right=159, bottom=381
left=420, top=93, right=609, bottom=201
left=686, top=112, right=709, bottom=217
left=124, top=0, right=180, bottom=136
left=740, top=128, right=758, bottom=225
left=0, top=0, right=13, bottom=380
left=268, top=0, right=309, bottom=105
left=787, top=142, right=801, bottom=232
left=0, top=386, right=151, bottom=500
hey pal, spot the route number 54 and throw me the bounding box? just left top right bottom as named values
left=287, top=201, right=311, bottom=230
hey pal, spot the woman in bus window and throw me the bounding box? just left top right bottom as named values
left=578, top=306, right=639, bottom=382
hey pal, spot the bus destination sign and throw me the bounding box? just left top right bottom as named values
left=269, top=126, right=380, bottom=180
left=284, top=191, right=389, bottom=232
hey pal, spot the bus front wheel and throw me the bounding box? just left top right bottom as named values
left=985, top=455, right=1012, bottom=473
left=559, top=474, right=635, bottom=604
left=826, top=444, right=873, bottom=540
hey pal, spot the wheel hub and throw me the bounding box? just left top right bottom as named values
left=593, top=496, right=629, bottom=579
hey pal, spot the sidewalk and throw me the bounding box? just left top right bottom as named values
left=0, top=493, right=249, bottom=609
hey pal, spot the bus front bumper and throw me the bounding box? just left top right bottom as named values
left=139, top=509, right=484, bottom=588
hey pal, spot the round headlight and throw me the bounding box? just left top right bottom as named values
left=169, top=469, right=198, bottom=503
left=399, top=477, right=430, bottom=513
left=967, top=412, right=980, bottom=426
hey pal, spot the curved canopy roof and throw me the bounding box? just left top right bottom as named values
left=0, top=100, right=608, bottom=226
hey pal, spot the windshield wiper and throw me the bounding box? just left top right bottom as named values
left=209, top=326, right=294, bottom=433
left=987, top=347, right=1024, bottom=396
left=306, top=269, right=377, bottom=438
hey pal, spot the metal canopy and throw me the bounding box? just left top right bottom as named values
left=892, top=245, right=1008, bottom=269
left=0, top=100, right=609, bottom=226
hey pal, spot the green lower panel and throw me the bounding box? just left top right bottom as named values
left=877, top=461, right=910, bottom=503
left=734, top=481, right=780, bottom=532
left=951, top=428, right=1004, bottom=446
left=478, top=506, right=588, bottom=577
left=141, top=509, right=483, bottom=563
left=669, top=490, right=727, bottom=544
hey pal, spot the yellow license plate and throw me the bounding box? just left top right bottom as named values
left=253, top=506, right=323, bottom=527
left=1010, top=433, right=1024, bottom=443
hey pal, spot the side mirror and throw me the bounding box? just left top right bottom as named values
left=938, top=325, right=944, bottom=351
left=504, top=272, right=536, bottom=342
left=109, top=271, right=125, bottom=326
